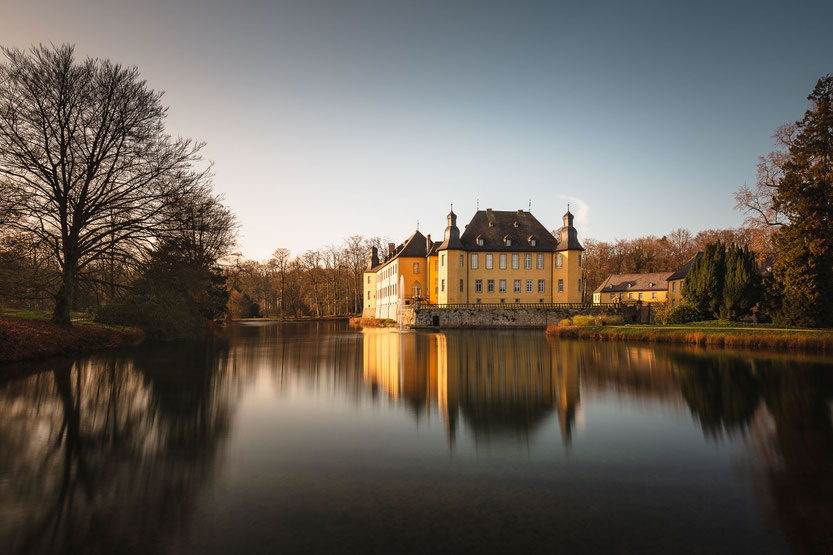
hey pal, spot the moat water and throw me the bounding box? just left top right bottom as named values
left=1, top=321, right=831, bottom=554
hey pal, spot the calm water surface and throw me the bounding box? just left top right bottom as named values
left=1, top=321, right=831, bottom=554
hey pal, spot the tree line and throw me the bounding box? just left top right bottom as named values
left=226, top=236, right=389, bottom=319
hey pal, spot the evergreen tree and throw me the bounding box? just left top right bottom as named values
left=772, top=75, right=833, bottom=327
left=683, top=241, right=726, bottom=318
left=722, top=244, right=762, bottom=320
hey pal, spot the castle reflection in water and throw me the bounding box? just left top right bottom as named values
left=363, top=329, right=588, bottom=446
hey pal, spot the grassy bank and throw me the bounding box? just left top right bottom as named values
left=348, top=317, right=397, bottom=328
left=0, top=312, right=143, bottom=363
left=546, top=323, right=833, bottom=352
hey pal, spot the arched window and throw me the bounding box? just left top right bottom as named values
left=556, top=253, right=563, bottom=268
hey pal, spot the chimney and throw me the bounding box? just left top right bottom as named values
left=388, top=242, right=395, bottom=257
left=367, top=246, right=380, bottom=270
left=426, top=234, right=432, bottom=252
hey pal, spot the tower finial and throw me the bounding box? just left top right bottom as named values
left=529, top=199, right=531, bottom=211
left=416, top=219, right=419, bottom=231
left=476, top=198, right=479, bottom=210
left=568, top=202, right=570, bottom=212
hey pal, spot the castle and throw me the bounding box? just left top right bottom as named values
left=363, top=207, right=585, bottom=321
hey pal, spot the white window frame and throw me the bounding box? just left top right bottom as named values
left=558, top=279, right=564, bottom=293
left=471, top=253, right=479, bottom=269
left=475, top=279, right=482, bottom=293
left=538, top=279, right=545, bottom=293
left=514, top=280, right=521, bottom=293
left=556, top=253, right=563, bottom=268
left=485, top=254, right=493, bottom=269
left=524, top=254, right=532, bottom=269
left=537, top=254, right=544, bottom=269
left=499, top=253, right=507, bottom=269
left=526, top=279, right=533, bottom=293
left=512, top=254, right=519, bottom=269
left=499, top=279, right=506, bottom=293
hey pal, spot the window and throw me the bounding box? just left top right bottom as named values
left=441, top=279, right=445, bottom=292
left=499, top=253, right=507, bottom=269
left=537, top=254, right=544, bottom=269
left=556, top=253, right=563, bottom=268
left=477, top=238, right=484, bottom=246
left=578, top=279, right=582, bottom=292
left=530, top=239, right=537, bottom=246
left=638, top=292, right=643, bottom=300
left=538, top=279, right=545, bottom=293
left=367, top=291, right=371, bottom=299
left=471, top=253, right=478, bottom=269
left=459, top=279, right=464, bottom=292
left=475, top=280, right=482, bottom=293
left=526, top=280, right=533, bottom=292
left=672, top=282, right=676, bottom=292
left=487, top=279, right=495, bottom=293
left=514, top=280, right=521, bottom=293
left=476, top=298, right=482, bottom=303
left=512, top=254, right=519, bottom=269
left=501, top=298, right=506, bottom=303
left=610, top=293, right=615, bottom=300
left=515, top=298, right=520, bottom=303
left=524, top=254, right=532, bottom=269
left=558, top=279, right=564, bottom=293
left=440, top=254, right=445, bottom=267
left=486, top=254, right=493, bottom=269
left=628, top=293, right=633, bottom=299
left=413, top=262, right=420, bottom=274
left=652, top=292, right=657, bottom=299
left=367, top=276, right=371, bottom=284
left=459, top=254, right=464, bottom=267
left=578, top=254, right=582, bottom=267
left=499, top=279, right=506, bottom=293
left=505, top=238, right=512, bottom=246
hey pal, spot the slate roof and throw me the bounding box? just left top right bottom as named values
left=459, top=209, right=560, bottom=252
left=427, top=241, right=442, bottom=257
left=667, top=252, right=702, bottom=281
left=375, top=231, right=428, bottom=270
left=594, top=271, right=673, bottom=294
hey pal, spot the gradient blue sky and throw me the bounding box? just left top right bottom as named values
left=2, top=0, right=832, bottom=259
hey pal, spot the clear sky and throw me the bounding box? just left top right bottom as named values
left=2, top=0, right=832, bottom=259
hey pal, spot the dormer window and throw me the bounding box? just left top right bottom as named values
left=530, top=239, right=536, bottom=246
left=513, top=221, right=519, bottom=228
left=488, top=221, right=494, bottom=227
left=477, top=236, right=484, bottom=246
left=505, top=237, right=512, bottom=247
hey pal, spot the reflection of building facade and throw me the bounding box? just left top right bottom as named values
left=363, top=208, right=585, bottom=320
left=362, top=329, right=582, bottom=445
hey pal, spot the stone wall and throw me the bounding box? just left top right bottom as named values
left=397, top=305, right=624, bottom=329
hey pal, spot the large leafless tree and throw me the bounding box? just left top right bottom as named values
left=0, top=44, right=203, bottom=324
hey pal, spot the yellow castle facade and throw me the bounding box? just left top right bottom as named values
left=363, top=208, right=585, bottom=320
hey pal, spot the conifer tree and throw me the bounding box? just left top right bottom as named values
left=682, top=241, right=725, bottom=318
left=722, top=244, right=761, bottom=320
left=771, top=75, right=833, bottom=327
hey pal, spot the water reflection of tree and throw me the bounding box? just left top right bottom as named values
left=665, top=349, right=833, bottom=551
left=0, top=340, right=240, bottom=554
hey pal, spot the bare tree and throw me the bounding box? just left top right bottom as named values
left=271, top=248, right=291, bottom=317
left=0, top=44, right=202, bottom=324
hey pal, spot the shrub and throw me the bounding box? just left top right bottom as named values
left=558, top=318, right=573, bottom=326
left=666, top=304, right=701, bottom=324
left=571, top=314, right=624, bottom=326
left=95, top=293, right=205, bottom=341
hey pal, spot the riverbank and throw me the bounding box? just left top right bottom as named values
left=348, top=317, right=397, bottom=328
left=0, top=315, right=144, bottom=363
left=546, top=323, right=833, bottom=351
left=234, top=315, right=352, bottom=323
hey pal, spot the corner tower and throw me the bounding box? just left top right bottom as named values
left=437, top=206, right=465, bottom=304
left=553, top=207, right=584, bottom=303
